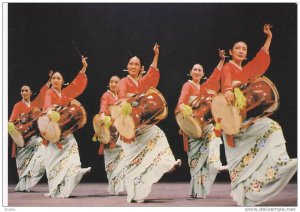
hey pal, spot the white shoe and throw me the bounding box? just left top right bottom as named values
left=81, top=167, right=91, bottom=176
left=175, top=159, right=182, bottom=167
left=136, top=199, right=144, bottom=203
left=218, top=165, right=228, bottom=172
left=167, top=159, right=182, bottom=173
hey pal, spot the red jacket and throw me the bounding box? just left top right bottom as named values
left=43, top=72, right=87, bottom=110
left=9, top=84, right=48, bottom=121
left=99, top=90, right=119, bottom=115
left=118, top=65, right=160, bottom=98
left=176, top=67, right=222, bottom=110
left=221, top=48, right=271, bottom=93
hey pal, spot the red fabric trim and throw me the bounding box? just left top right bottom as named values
left=11, top=142, right=16, bottom=158
left=56, top=142, right=63, bottom=149
left=226, top=134, right=235, bottom=147
left=98, top=143, right=105, bottom=155
left=110, top=141, right=116, bottom=150
left=183, top=133, right=189, bottom=152
left=42, top=139, right=48, bottom=146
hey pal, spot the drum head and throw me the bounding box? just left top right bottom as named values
left=9, top=130, right=25, bottom=147
left=98, top=126, right=111, bottom=144
left=37, top=115, right=61, bottom=143
left=211, top=95, right=242, bottom=135
left=110, top=104, right=121, bottom=121
left=256, top=77, right=280, bottom=113
left=114, top=114, right=135, bottom=139
left=145, top=88, right=168, bottom=120
left=70, top=99, right=87, bottom=128
left=175, top=112, right=202, bottom=138
left=93, top=114, right=111, bottom=144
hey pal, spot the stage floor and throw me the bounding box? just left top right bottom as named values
left=8, top=183, right=297, bottom=207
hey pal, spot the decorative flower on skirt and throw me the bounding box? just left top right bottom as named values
left=258, top=139, right=266, bottom=148
left=230, top=171, right=238, bottom=182
left=24, top=159, right=30, bottom=166
left=28, top=170, right=33, bottom=178
left=190, top=159, right=198, bottom=169
left=106, top=162, right=115, bottom=172
left=134, top=176, right=143, bottom=185
left=119, top=150, right=125, bottom=158
left=147, top=140, right=156, bottom=150
left=208, top=154, right=219, bottom=163
left=60, top=158, right=67, bottom=168
left=251, top=180, right=262, bottom=192
left=242, top=154, right=253, bottom=166
left=154, top=155, right=161, bottom=164
left=266, top=167, right=276, bottom=180
left=71, top=145, right=79, bottom=153
left=199, top=146, right=207, bottom=153
left=132, top=157, right=142, bottom=165
left=199, top=175, right=206, bottom=184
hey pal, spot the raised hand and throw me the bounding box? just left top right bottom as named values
left=80, top=55, right=88, bottom=73
left=263, top=24, right=273, bottom=38
left=218, top=49, right=226, bottom=61
left=153, top=43, right=160, bottom=56
left=82, top=55, right=88, bottom=68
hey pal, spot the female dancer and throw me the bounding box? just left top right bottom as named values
left=97, top=75, right=126, bottom=195
left=42, top=55, right=91, bottom=198
left=117, top=43, right=181, bottom=203
left=176, top=50, right=227, bottom=199
left=8, top=81, right=49, bottom=192
left=221, top=24, right=297, bottom=206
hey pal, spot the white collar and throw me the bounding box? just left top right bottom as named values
left=51, top=87, right=62, bottom=98
left=107, top=90, right=118, bottom=101
left=229, top=60, right=243, bottom=70
left=188, top=80, right=200, bottom=90
left=22, top=99, right=31, bottom=107
left=127, top=75, right=139, bottom=87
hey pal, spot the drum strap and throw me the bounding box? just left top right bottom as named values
left=11, top=142, right=16, bottom=158
left=182, top=133, right=189, bottom=152
left=56, top=143, right=63, bottom=149
left=110, top=141, right=116, bottom=149
left=42, top=139, right=48, bottom=146
left=226, top=134, right=235, bottom=147
left=98, top=143, right=105, bottom=155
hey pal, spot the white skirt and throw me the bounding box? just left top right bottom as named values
left=15, top=135, right=46, bottom=192
left=117, top=125, right=179, bottom=202
left=223, top=117, right=297, bottom=206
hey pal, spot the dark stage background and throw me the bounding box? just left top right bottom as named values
left=7, top=3, right=297, bottom=183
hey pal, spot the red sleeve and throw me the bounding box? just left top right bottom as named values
left=31, top=83, right=49, bottom=108
left=139, top=66, right=160, bottom=91
left=202, top=67, right=221, bottom=92
left=9, top=103, right=20, bottom=122
left=177, top=83, right=192, bottom=107
left=118, top=78, right=127, bottom=99
left=62, top=72, right=88, bottom=99
left=221, top=64, right=233, bottom=93
left=243, top=48, right=271, bottom=81
left=43, top=89, right=54, bottom=110
left=99, top=93, right=110, bottom=115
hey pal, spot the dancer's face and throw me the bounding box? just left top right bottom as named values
left=230, top=41, right=248, bottom=63
left=20, top=85, right=32, bottom=101
left=109, top=76, right=120, bottom=93
left=51, top=72, right=64, bottom=90
left=190, top=64, right=204, bottom=82
left=127, top=56, right=142, bottom=78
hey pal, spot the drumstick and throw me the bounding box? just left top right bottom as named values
left=71, top=40, right=83, bottom=58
